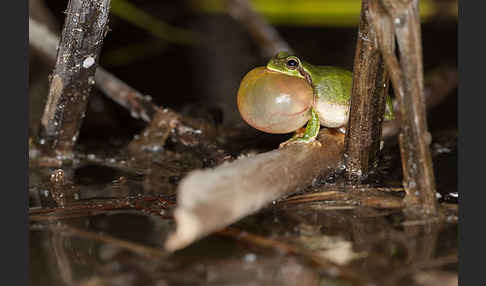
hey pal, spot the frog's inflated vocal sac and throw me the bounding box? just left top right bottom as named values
left=237, top=52, right=393, bottom=145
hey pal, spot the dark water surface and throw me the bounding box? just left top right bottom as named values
left=29, top=125, right=457, bottom=286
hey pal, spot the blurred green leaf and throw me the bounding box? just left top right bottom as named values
left=110, top=0, right=200, bottom=45
left=196, top=0, right=457, bottom=27
left=101, top=40, right=168, bottom=67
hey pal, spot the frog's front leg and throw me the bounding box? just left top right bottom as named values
left=279, top=107, right=320, bottom=148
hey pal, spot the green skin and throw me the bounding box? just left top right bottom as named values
left=266, top=52, right=394, bottom=144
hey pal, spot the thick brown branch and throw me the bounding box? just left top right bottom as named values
left=371, top=0, right=438, bottom=217
left=38, top=0, right=111, bottom=156
left=165, top=129, right=345, bottom=251
left=344, top=0, right=393, bottom=181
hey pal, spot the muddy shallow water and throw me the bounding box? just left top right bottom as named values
left=29, top=125, right=457, bottom=286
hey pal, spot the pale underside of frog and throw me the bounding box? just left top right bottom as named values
left=237, top=52, right=393, bottom=146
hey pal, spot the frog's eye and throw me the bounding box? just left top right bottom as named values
left=286, top=58, right=299, bottom=69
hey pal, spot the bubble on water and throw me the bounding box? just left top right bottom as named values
left=244, top=253, right=256, bottom=263
left=82, top=56, right=95, bottom=68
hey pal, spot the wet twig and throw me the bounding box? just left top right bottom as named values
left=165, top=129, right=345, bottom=251
left=29, top=196, right=173, bottom=221
left=29, top=17, right=159, bottom=123
left=28, top=0, right=60, bottom=135
left=369, top=0, right=438, bottom=217
left=227, top=0, right=294, bottom=57
left=30, top=17, right=228, bottom=162
left=38, top=0, right=111, bottom=157
left=281, top=188, right=404, bottom=209
left=126, top=108, right=229, bottom=165
left=344, top=0, right=393, bottom=181
left=94, top=69, right=158, bottom=122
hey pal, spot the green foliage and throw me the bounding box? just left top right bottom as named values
left=197, top=0, right=457, bottom=27
left=110, top=0, right=199, bottom=45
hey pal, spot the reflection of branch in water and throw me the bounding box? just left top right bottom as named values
left=381, top=222, right=456, bottom=285
left=390, top=253, right=457, bottom=283
left=219, top=227, right=362, bottom=284
left=50, top=224, right=169, bottom=259
left=51, top=232, right=74, bottom=284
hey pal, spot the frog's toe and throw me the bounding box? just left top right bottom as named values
left=279, top=136, right=318, bottom=148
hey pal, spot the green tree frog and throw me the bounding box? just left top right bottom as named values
left=237, top=52, right=393, bottom=145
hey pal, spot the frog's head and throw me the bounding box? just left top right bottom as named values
left=266, top=52, right=305, bottom=80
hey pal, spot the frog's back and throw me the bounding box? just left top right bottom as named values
left=308, top=65, right=352, bottom=106
left=303, top=64, right=352, bottom=128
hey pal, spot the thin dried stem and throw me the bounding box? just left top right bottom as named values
left=38, top=0, right=111, bottom=157
left=370, top=0, right=438, bottom=217
left=281, top=188, right=404, bottom=209
left=344, top=0, right=393, bottom=181
left=29, top=196, right=173, bottom=221
left=29, top=17, right=159, bottom=123
left=227, top=0, right=294, bottom=57
left=30, top=17, right=226, bottom=161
